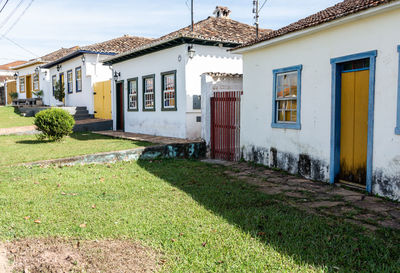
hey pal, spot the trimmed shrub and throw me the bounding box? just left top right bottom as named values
left=34, top=108, right=75, bottom=141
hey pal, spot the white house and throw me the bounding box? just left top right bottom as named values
left=42, top=36, right=153, bottom=115
left=11, top=47, right=78, bottom=105
left=232, top=0, right=400, bottom=200
left=103, top=6, right=270, bottom=139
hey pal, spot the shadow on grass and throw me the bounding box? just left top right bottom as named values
left=137, top=159, right=400, bottom=272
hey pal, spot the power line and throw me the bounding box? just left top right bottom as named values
left=1, top=35, right=39, bottom=57
left=0, top=0, right=9, bottom=14
left=3, top=0, right=34, bottom=36
left=0, top=0, right=25, bottom=31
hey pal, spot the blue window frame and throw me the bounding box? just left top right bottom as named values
left=52, top=75, right=57, bottom=96
left=396, top=45, right=400, bottom=135
left=67, top=70, right=73, bottom=94
left=271, top=65, right=302, bottom=129
left=75, top=67, right=82, bottom=92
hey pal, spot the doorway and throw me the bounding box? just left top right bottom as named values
left=26, top=75, right=32, bottom=99
left=330, top=51, right=377, bottom=193
left=115, top=81, right=124, bottom=131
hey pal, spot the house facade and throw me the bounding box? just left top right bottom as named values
left=104, top=7, right=270, bottom=139
left=41, top=36, right=152, bottom=115
left=232, top=0, right=400, bottom=200
left=11, top=47, right=78, bottom=105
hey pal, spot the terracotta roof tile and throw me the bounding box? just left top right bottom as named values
left=156, top=16, right=271, bottom=45
left=81, top=35, right=154, bottom=54
left=0, top=61, right=26, bottom=70
left=40, top=46, right=80, bottom=62
left=235, top=0, right=398, bottom=50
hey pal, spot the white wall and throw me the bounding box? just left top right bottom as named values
left=112, top=45, right=187, bottom=138
left=201, top=74, right=243, bottom=146
left=185, top=44, right=243, bottom=139
left=48, top=54, right=112, bottom=114
left=240, top=7, right=400, bottom=200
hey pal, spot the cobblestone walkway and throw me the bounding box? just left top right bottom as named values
left=203, top=160, right=400, bottom=231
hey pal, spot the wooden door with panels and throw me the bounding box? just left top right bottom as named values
left=338, top=59, right=369, bottom=185
left=26, top=75, right=32, bottom=99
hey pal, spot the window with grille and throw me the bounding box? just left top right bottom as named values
left=161, top=71, right=177, bottom=111
left=272, top=65, right=302, bottom=130
left=19, top=77, right=25, bottom=93
left=128, top=78, right=138, bottom=111
left=33, top=74, right=39, bottom=91
left=75, top=67, right=82, bottom=92
left=143, top=75, right=155, bottom=111
left=67, top=70, right=73, bottom=93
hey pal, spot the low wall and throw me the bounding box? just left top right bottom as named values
left=23, top=141, right=206, bottom=167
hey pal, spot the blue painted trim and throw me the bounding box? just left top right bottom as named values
left=329, top=50, right=377, bottom=193
left=75, top=67, right=82, bottom=93
left=271, top=65, right=302, bottom=130
left=341, top=68, right=370, bottom=73
left=67, top=70, right=73, bottom=94
left=395, top=45, right=400, bottom=135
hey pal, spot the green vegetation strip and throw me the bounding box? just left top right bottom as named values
left=0, top=132, right=151, bottom=166
left=0, top=106, right=34, bottom=128
left=0, top=160, right=398, bottom=272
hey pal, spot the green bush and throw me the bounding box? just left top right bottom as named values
left=10, top=92, right=18, bottom=100
left=34, top=108, right=75, bottom=141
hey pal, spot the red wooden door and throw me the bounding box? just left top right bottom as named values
left=210, top=91, right=241, bottom=161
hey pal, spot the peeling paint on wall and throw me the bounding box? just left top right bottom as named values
left=373, top=170, right=400, bottom=201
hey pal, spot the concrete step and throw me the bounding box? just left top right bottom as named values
left=73, top=114, right=92, bottom=120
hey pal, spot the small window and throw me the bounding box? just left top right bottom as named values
left=272, top=65, right=302, bottom=129
left=67, top=70, right=73, bottom=94
left=52, top=75, right=57, bottom=95
left=127, top=78, right=138, bottom=111
left=161, top=71, right=177, bottom=111
left=33, top=74, right=39, bottom=91
left=19, top=77, right=25, bottom=93
left=75, top=67, right=82, bottom=92
left=143, top=75, right=155, bottom=111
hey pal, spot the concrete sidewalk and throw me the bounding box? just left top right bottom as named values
left=94, top=131, right=198, bottom=145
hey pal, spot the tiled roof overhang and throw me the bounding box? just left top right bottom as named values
left=41, top=50, right=117, bottom=69
left=103, top=36, right=240, bottom=66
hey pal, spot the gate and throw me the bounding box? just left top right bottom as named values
left=210, top=91, right=241, bottom=161
left=94, top=80, right=112, bottom=119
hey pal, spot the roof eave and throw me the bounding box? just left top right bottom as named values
left=103, top=37, right=241, bottom=65
left=42, top=50, right=117, bottom=69
left=232, top=1, right=400, bottom=54
left=10, top=60, right=44, bottom=70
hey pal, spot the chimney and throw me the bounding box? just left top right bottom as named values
left=213, top=6, right=231, bottom=19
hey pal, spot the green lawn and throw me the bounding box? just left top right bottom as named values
left=0, top=160, right=398, bottom=272
left=0, top=132, right=151, bottom=165
left=0, top=106, right=34, bottom=128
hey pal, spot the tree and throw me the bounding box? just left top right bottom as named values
left=53, top=81, right=65, bottom=103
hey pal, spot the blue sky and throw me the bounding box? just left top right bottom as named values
left=0, top=0, right=339, bottom=62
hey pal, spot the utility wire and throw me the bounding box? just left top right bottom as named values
left=1, top=35, right=39, bottom=57
left=259, top=0, right=268, bottom=12
left=0, top=0, right=25, bottom=31
left=3, top=0, right=34, bottom=36
left=0, top=0, right=9, bottom=14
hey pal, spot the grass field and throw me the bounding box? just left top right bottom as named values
left=0, top=132, right=151, bottom=165
left=0, top=106, right=34, bottom=128
left=0, top=160, right=398, bottom=272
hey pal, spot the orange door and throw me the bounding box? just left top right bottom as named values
left=26, top=75, right=32, bottom=99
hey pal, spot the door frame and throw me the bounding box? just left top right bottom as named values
left=115, top=80, right=125, bottom=131
left=329, top=50, right=377, bottom=193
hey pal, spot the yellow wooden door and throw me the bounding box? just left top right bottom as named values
left=339, top=70, right=369, bottom=185
left=26, top=75, right=32, bottom=99
left=6, top=81, right=16, bottom=104
left=94, top=80, right=112, bottom=119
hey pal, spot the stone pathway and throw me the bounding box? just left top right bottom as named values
left=203, top=159, right=400, bottom=231
left=95, top=131, right=199, bottom=145
left=0, top=125, right=38, bottom=135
